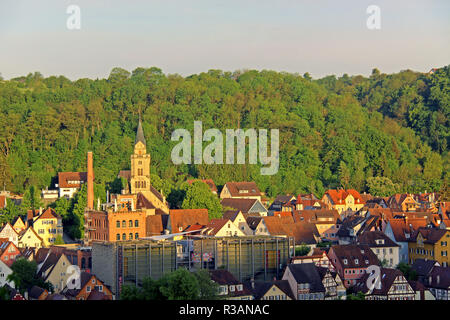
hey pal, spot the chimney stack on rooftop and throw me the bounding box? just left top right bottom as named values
left=87, top=151, right=94, bottom=210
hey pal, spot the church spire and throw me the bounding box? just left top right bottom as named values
left=135, top=114, right=146, bottom=146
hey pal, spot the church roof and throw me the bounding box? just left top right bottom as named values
left=135, top=118, right=146, bottom=146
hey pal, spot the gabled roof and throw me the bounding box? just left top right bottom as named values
left=357, top=231, right=400, bottom=248
left=203, top=219, right=231, bottom=235
left=353, top=268, right=408, bottom=295
left=37, top=252, right=63, bottom=279
left=19, top=226, right=43, bottom=242
left=210, top=269, right=239, bottom=285
left=386, top=218, right=428, bottom=242
left=223, top=181, right=261, bottom=198
left=292, top=209, right=340, bottom=224
left=28, top=286, right=47, bottom=300
left=222, top=210, right=242, bottom=222
left=410, top=227, right=448, bottom=244
left=221, top=198, right=261, bottom=214
left=36, top=208, right=61, bottom=220
left=262, top=217, right=319, bottom=244
left=411, top=259, right=439, bottom=277
left=330, top=244, right=380, bottom=268
left=87, top=290, right=109, bottom=300
left=249, top=280, right=296, bottom=300
left=324, top=189, right=365, bottom=205
left=58, top=172, right=87, bottom=188
left=246, top=216, right=264, bottom=230
left=285, top=263, right=325, bottom=293
left=136, top=192, right=156, bottom=209
left=428, top=266, right=450, bottom=289
left=168, top=209, right=209, bottom=232
left=0, top=222, right=19, bottom=236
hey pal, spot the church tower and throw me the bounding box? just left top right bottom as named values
left=130, top=117, right=151, bottom=194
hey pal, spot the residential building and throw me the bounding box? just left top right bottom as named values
left=245, top=216, right=270, bottom=236
left=383, top=218, right=428, bottom=263
left=221, top=198, right=268, bottom=216
left=411, top=259, right=440, bottom=284
left=17, top=226, right=43, bottom=249
left=201, top=219, right=246, bottom=237
left=0, top=223, right=19, bottom=246
left=57, top=171, right=87, bottom=199
left=282, top=263, right=326, bottom=300
left=222, top=210, right=253, bottom=235
left=63, top=272, right=113, bottom=300
left=408, top=227, right=450, bottom=266
left=427, top=266, right=450, bottom=300
left=0, top=259, right=13, bottom=288
left=36, top=252, right=73, bottom=292
left=248, top=280, right=295, bottom=300
left=321, top=189, right=365, bottom=214
left=353, top=268, right=415, bottom=300
left=220, top=181, right=262, bottom=201
left=328, top=244, right=380, bottom=288
left=0, top=240, right=21, bottom=267
left=209, top=270, right=253, bottom=300
left=357, top=231, right=400, bottom=268
left=32, top=208, right=63, bottom=246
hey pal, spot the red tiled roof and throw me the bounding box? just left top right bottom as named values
left=168, top=209, right=209, bottom=232
left=223, top=181, right=261, bottom=198
left=221, top=198, right=259, bottom=213
left=37, top=208, right=61, bottom=220
left=204, top=219, right=231, bottom=235
left=58, top=172, right=88, bottom=188
left=324, top=189, right=365, bottom=205
left=145, top=215, right=164, bottom=236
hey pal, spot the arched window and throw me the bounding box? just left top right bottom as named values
left=129, top=233, right=133, bottom=240
left=88, top=257, right=92, bottom=269
left=143, top=181, right=146, bottom=188
left=135, top=233, right=139, bottom=239
left=129, top=220, right=133, bottom=227
left=135, top=220, right=139, bottom=227
left=116, top=234, right=120, bottom=240
left=135, top=181, right=138, bottom=188
left=81, top=258, right=86, bottom=269
left=116, top=221, right=120, bottom=228
left=122, top=220, right=126, bottom=227
left=122, top=233, right=126, bottom=240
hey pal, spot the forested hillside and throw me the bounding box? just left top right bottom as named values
left=0, top=66, right=448, bottom=199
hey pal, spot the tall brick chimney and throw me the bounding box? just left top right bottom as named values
left=87, top=151, right=94, bottom=210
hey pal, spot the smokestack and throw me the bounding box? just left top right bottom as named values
left=87, top=151, right=94, bottom=210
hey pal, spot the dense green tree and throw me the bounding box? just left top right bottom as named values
left=181, top=181, right=222, bottom=219
left=366, top=176, right=400, bottom=197
left=120, top=268, right=219, bottom=300
left=7, top=258, right=53, bottom=294
left=0, top=66, right=447, bottom=201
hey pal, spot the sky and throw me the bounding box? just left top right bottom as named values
left=0, top=0, right=449, bottom=80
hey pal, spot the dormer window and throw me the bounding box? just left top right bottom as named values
left=343, top=259, right=348, bottom=265
left=229, top=285, right=235, bottom=292
left=376, top=239, right=385, bottom=245
left=354, top=259, right=359, bottom=265
left=365, top=260, right=369, bottom=264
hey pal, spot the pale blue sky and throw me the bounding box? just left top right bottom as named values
left=0, top=0, right=449, bottom=80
